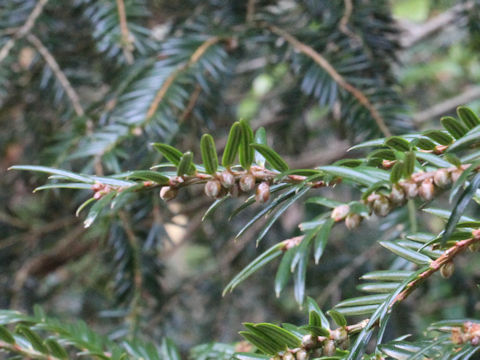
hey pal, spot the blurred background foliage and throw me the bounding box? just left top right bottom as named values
left=0, top=0, right=479, bottom=356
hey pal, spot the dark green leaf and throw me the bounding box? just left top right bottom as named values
left=9, top=165, right=93, bottom=183
left=450, top=161, right=480, bottom=203
left=413, top=137, right=436, bottom=150
left=223, top=242, right=285, bottom=295
left=422, top=130, right=454, bottom=145
left=441, top=116, right=468, bottom=139
left=385, top=136, right=410, bottom=152
left=84, top=192, right=115, bottom=228
left=200, top=134, right=218, bottom=175
left=390, top=161, right=403, bottom=183
left=151, top=143, right=183, bottom=166
left=448, top=125, right=480, bottom=152
left=379, top=241, right=432, bottom=265
left=0, top=325, right=15, bottom=344
left=126, top=170, right=169, bottom=184
left=222, top=122, right=242, bottom=168
left=45, top=339, right=68, bottom=359
left=254, top=323, right=301, bottom=348
left=177, top=151, right=195, bottom=176
left=441, top=173, right=480, bottom=245
left=457, top=106, right=480, bottom=129
left=239, top=120, right=254, bottom=170
left=306, top=297, right=330, bottom=330
left=274, top=248, right=294, bottom=297
left=254, top=127, right=267, bottom=166
left=250, top=144, right=289, bottom=172
left=16, top=325, right=48, bottom=354
left=403, top=152, right=415, bottom=178
left=327, top=310, right=347, bottom=327
left=314, top=218, right=334, bottom=264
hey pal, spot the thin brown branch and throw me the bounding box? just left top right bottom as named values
left=179, top=84, right=202, bottom=123
left=267, top=24, right=392, bottom=137
left=26, top=34, right=85, bottom=117
left=339, top=0, right=362, bottom=43
left=399, top=1, right=474, bottom=48
left=116, top=0, right=134, bottom=64
left=393, top=234, right=480, bottom=306
left=413, top=86, right=480, bottom=125
left=0, top=0, right=49, bottom=64
left=146, top=36, right=222, bottom=119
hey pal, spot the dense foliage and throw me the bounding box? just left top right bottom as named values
left=1, top=0, right=479, bottom=359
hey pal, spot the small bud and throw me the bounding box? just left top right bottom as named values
left=331, top=204, right=350, bottom=222
left=401, top=180, right=418, bottom=199
left=283, top=353, right=295, bottom=360
left=373, top=196, right=391, bottom=217
left=338, top=337, right=350, bottom=350
left=295, top=349, right=308, bottom=360
left=93, top=191, right=103, bottom=200
left=440, top=261, right=454, bottom=279
left=418, top=178, right=434, bottom=201
left=433, top=169, right=451, bottom=188
left=92, top=182, right=103, bottom=191
left=451, top=169, right=463, bottom=183
left=256, top=182, right=270, bottom=203
left=301, top=334, right=318, bottom=350
left=220, top=171, right=235, bottom=188
left=323, top=339, right=336, bottom=356
left=160, top=186, right=178, bottom=201
left=390, top=185, right=405, bottom=205
left=204, top=180, right=221, bottom=198
left=239, top=174, right=255, bottom=192
left=345, top=213, right=361, bottom=230
left=331, top=328, right=348, bottom=342
left=472, top=336, right=480, bottom=346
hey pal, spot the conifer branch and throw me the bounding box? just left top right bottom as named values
left=115, top=0, right=134, bottom=64
left=26, top=34, right=85, bottom=117
left=267, top=24, right=392, bottom=137
left=0, top=0, right=49, bottom=64
left=146, top=36, right=222, bottom=120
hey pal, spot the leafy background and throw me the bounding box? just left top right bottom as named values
left=1, top=0, right=479, bottom=357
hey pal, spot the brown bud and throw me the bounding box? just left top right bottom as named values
left=418, top=178, right=434, bottom=201
left=451, top=169, right=463, bottom=183
left=338, top=337, right=350, bottom=350
left=330, top=327, right=348, bottom=342
left=440, top=261, right=454, bottom=279
left=295, top=349, right=308, bottom=360
left=331, top=204, right=350, bottom=222
left=239, top=174, right=256, bottom=192
left=433, top=169, right=451, bottom=188
left=390, top=185, right=405, bottom=205
left=373, top=196, right=391, bottom=217
left=92, top=182, right=103, bottom=191
left=205, top=180, right=221, bottom=198
left=220, top=171, right=235, bottom=188
left=256, top=182, right=270, bottom=203
left=345, top=213, right=362, bottom=230
left=323, top=339, right=336, bottom=356
left=301, top=334, right=318, bottom=350
left=401, top=180, right=418, bottom=199
left=160, top=186, right=178, bottom=201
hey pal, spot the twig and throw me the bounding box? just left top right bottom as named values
left=392, top=233, right=480, bottom=306
left=0, top=0, right=49, bottom=64
left=413, top=86, right=480, bottom=125
left=399, top=1, right=474, bottom=48
left=146, top=36, right=222, bottom=119
left=267, top=24, right=392, bottom=137
left=339, top=0, right=362, bottom=44
left=116, top=0, right=134, bottom=64
left=179, top=84, right=202, bottom=123
left=26, top=34, right=85, bottom=117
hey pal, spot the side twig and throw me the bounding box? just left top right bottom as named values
left=26, top=34, right=85, bottom=117
left=0, top=0, right=49, bottom=64
left=116, top=0, right=134, bottom=64
left=267, top=24, right=392, bottom=137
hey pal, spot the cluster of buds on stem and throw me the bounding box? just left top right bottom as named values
left=159, top=167, right=277, bottom=203
left=91, top=182, right=113, bottom=200
left=451, top=321, right=480, bottom=346
left=269, top=325, right=352, bottom=360
left=331, top=204, right=364, bottom=229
